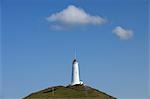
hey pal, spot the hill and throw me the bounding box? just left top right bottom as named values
left=23, top=84, right=117, bottom=99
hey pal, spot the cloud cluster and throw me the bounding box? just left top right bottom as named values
left=47, top=5, right=106, bottom=28
left=112, top=26, right=133, bottom=40
left=46, top=5, right=134, bottom=40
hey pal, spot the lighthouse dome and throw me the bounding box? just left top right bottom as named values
left=72, top=59, right=77, bottom=64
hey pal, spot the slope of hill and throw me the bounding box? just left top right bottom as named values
left=24, top=84, right=117, bottom=99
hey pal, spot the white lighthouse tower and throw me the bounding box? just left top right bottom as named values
left=71, top=58, right=83, bottom=85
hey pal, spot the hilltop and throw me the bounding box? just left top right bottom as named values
left=24, top=84, right=117, bottom=99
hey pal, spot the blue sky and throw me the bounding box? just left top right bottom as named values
left=1, top=0, right=149, bottom=99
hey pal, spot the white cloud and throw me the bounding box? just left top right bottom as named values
left=50, top=25, right=66, bottom=31
left=47, top=5, right=106, bottom=29
left=112, top=26, right=133, bottom=40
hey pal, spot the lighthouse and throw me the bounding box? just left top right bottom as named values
left=71, top=58, right=83, bottom=85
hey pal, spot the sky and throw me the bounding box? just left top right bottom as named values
left=1, top=0, right=149, bottom=99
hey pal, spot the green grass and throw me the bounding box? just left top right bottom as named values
left=23, top=84, right=117, bottom=99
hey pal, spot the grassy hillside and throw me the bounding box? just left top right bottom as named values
left=23, top=84, right=117, bottom=99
